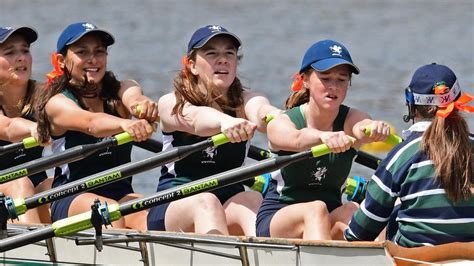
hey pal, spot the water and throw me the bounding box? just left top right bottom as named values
left=1, top=0, right=473, bottom=196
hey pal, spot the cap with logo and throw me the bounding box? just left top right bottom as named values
left=56, top=22, right=115, bottom=53
left=0, top=26, right=38, bottom=44
left=299, top=39, right=359, bottom=74
left=405, top=63, right=473, bottom=119
left=187, top=25, right=241, bottom=54
left=405, top=63, right=461, bottom=106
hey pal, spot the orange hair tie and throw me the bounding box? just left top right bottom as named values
left=46, top=52, right=64, bottom=84
left=291, top=73, right=303, bottom=92
left=181, top=55, right=190, bottom=80
left=435, top=91, right=474, bottom=118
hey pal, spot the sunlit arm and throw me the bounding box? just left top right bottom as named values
left=243, top=91, right=281, bottom=133
left=0, top=114, right=36, bottom=142
left=158, top=93, right=233, bottom=136
left=267, top=114, right=325, bottom=152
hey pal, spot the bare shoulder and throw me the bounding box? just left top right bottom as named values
left=158, top=92, right=177, bottom=109
left=45, top=94, right=81, bottom=114
left=120, top=79, right=140, bottom=88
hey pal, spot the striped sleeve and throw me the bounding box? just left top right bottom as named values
left=345, top=137, right=420, bottom=241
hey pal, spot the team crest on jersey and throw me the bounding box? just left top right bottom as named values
left=309, top=166, right=327, bottom=185
left=201, top=146, right=217, bottom=164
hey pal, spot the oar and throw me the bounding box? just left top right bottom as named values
left=0, top=141, right=334, bottom=252
left=135, top=138, right=272, bottom=161
left=3, top=133, right=230, bottom=221
left=0, top=132, right=133, bottom=185
left=0, top=137, right=39, bottom=157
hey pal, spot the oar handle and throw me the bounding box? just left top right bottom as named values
left=364, top=128, right=402, bottom=146
left=113, top=132, right=133, bottom=145
left=310, top=136, right=356, bottom=157
left=211, top=133, right=229, bottom=147
left=22, top=137, right=39, bottom=149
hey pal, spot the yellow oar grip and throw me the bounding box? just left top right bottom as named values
left=114, top=132, right=134, bottom=145
left=310, top=136, right=356, bottom=157
left=22, top=137, right=39, bottom=149
left=311, top=144, right=331, bottom=157
left=364, top=128, right=402, bottom=146
left=211, top=133, right=229, bottom=147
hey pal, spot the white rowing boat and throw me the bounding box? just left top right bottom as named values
left=2, top=224, right=473, bottom=265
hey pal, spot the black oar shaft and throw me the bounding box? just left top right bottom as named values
left=24, top=139, right=214, bottom=209
left=0, top=137, right=38, bottom=157
left=0, top=144, right=317, bottom=252
left=0, top=142, right=24, bottom=157
left=135, top=138, right=272, bottom=161
left=119, top=151, right=312, bottom=216
left=354, top=151, right=382, bottom=170
left=0, top=226, right=55, bottom=252
left=0, top=138, right=117, bottom=184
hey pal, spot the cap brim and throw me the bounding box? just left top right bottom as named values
left=66, top=29, right=115, bottom=47
left=192, top=32, right=241, bottom=50
left=311, top=58, right=360, bottom=75
left=0, top=27, right=38, bottom=44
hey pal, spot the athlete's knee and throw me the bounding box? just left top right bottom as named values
left=307, top=201, right=329, bottom=218
left=341, top=202, right=359, bottom=218
left=193, top=193, right=223, bottom=212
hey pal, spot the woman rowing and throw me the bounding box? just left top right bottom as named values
left=147, top=24, right=280, bottom=236
left=34, top=22, right=157, bottom=230
left=345, top=63, right=474, bottom=246
left=256, top=39, right=391, bottom=240
left=0, top=26, right=51, bottom=223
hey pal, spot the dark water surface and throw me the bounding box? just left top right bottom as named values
left=1, top=0, right=472, bottom=195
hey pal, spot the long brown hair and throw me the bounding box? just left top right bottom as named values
left=34, top=61, right=121, bottom=143
left=172, top=49, right=244, bottom=117
left=419, top=106, right=473, bottom=202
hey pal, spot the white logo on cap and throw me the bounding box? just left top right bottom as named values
left=208, top=25, right=222, bottom=33
left=82, top=23, right=96, bottom=31
left=329, top=45, right=342, bottom=56
left=1, top=27, right=13, bottom=30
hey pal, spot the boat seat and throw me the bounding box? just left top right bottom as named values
left=385, top=241, right=474, bottom=265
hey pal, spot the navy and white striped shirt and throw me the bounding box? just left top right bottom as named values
left=345, top=122, right=474, bottom=247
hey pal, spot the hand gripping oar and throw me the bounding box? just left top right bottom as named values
left=354, top=129, right=403, bottom=170
left=0, top=141, right=333, bottom=252
left=0, top=132, right=133, bottom=185
left=0, top=137, right=39, bottom=157
left=2, top=134, right=230, bottom=224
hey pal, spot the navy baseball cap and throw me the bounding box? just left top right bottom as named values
left=406, top=63, right=461, bottom=106
left=0, top=26, right=38, bottom=44
left=299, top=39, right=359, bottom=74
left=187, top=25, right=241, bottom=54
left=56, top=22, right=115, bottom=53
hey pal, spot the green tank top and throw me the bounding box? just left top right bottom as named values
left=272, top=104, right=357, bottom=211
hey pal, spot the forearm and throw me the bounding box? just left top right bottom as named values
left=186, top=106, right=230, bottom=136
left=82, top=113, right=129, bottom=138
left=270, top=127, right=324, bottom=152
left=253, top=104, right=282, bottom=132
